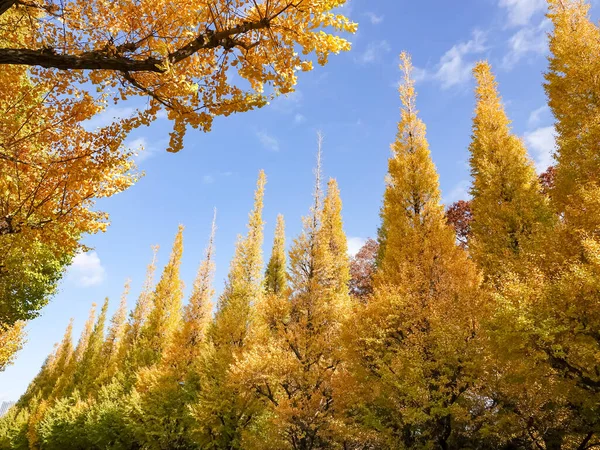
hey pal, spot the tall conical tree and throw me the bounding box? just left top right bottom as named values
left=241, top=142, right=352, bottom=449
left=193, top=172, right=266, bottom=448
left=496, top=1, right=600, bottom=445
left=469, top=61, right=551, bottom=280
left=134, top=213, right=218, bottom=449
left=137, top=226, right=185, bottom=368
left=264, top=214, right=287, bottom=296
left=346, top=52, right=484, bottom=449
left=74, top=297, right=109, bottom=395
left=53, top=304, right=96, bottom=398
left=210, top=171, right=266, bottom=350
left=120, top=246, right=158, bottom=378
left=165, top=210, right=217, bottom=371
left=546, top=0, right=600, bottom=240
left=319, top=178, right=350, bottom=295
left=17, top=319, right=74, bottom=408
left=99, top=280, right=129, bottom=384
left=375, top=53, right=449, bottom=287
left=465, top=61, right=566, bottom=447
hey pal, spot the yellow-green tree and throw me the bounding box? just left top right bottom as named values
left=466, top=61, right=565, bottom=448
left=499, top=1, right=600, bottom=446
left=98, top=282, right=129, bottom=385
left=192, top=172, right=266, bottom=448
left=265, top=214, right=287, bottom=296
left=17, top=319, right=74, bottom=409
left=134, top=213, right=217, bottom=449
left=240, top=146, right=352, bottom=448
left=0, top=321, right=25, bottom=371
left=73, top=298, right=109, bottom=395
left=120, top=246, right=158, bottom=378
left=52, top=304, right=96, bottom=399
left=136, top=227, right=184, bottom=368
left=546, top=0, right=600, bottom=240
left=469, top=61, right=552, bottom=281
left=346, top=52, right=484, bottom=449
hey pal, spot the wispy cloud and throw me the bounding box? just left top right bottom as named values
left=347, top=237, right=367, bottom=257
left=83, top=106, right=136, bottom=131
left=365, top=12, right=384, bottom=25
left=68, top=251, right=106, bottom=287
left=443, top=179, right=471, bottom=205
left=502, top=18, right=550, bottom=69
left=125, top=137, right=161, bottom=164
left=294, top=113, right=306, bottom=125
left=528, top=105, right=550, bottom=127
left=202, top=171, right=233, bottom=185
left=356, top=40, right=391, bottom=65
left=416, top=31, right=487, bottom=89
left=256, top=131, right=280, bottom=152
left=271, top=90, right=303, bottom=113
left=524, top=126, right=556, bottom=172
left=498, top=0, right=546, bottom=27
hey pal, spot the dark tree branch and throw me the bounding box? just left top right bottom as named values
left=0, top=0, right=17, bottom=16
left=0, top=17, right=271, bottom=73
left=0, top=47, right=167, bottom=72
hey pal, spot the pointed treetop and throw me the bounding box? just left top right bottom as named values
left=377, top=51, right=450, bottom=285
left=184, top=210, right=217, bottom=327
left=160, top=212, right=218, bottom=371
left=101, top=280, right=129, bottom=378
left=129, top=245, right=159, bottom=339
left=469, top=61, right=550, bottom=279
left=319, top=178, right=351, bottom=297
left=545, top=0, right=600, bottom=235
left=74, top=297, right=109, bottom=392
left=212, top=171, right=266, bottom=349
left=314, top=132, right=324, bottom=217
left=472, top=61, right=511, bottom=128
left=398, top=51, right=418, bottom=118
left=140, top=225, right=185, bottom=365
left=265, top=214, right=287, bottom=295
left=73, top=303, right=97, bottom=363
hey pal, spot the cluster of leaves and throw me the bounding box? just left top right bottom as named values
left=3, top=0, right=600, bottom=448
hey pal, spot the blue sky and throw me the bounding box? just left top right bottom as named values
left=1, top=0, right=595, bottom=402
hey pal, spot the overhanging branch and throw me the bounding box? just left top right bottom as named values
left=0, top=17, right=271, bottom=73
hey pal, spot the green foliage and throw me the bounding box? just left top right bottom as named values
left=0, top=237, right=73, bottom=325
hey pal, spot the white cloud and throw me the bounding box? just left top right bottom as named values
left=528, top=105, right=550, bottom=127
left=347, top=237, right=367, bottom=257
left=294, top=113, right=306, bottom=124
left=356, top=40, right=391, bottom=64
left=256, top=131, right=280, bottom=152
left=201, top=171, right=233, bottom=185
left=68, top=251, right=106, bottom=287
left=83, top=106, right=137, bottom=131
left=524, top=126, right=556, bottom=172
left=502, top=19, right=550, bottom=69
left=271, top=90, right=303, bottom=113
left=365, top=12, right=384, bottom=24
left=443, top=179, right=472, bottom=205
left=499, top=0, right=546, bottom=27
left=125, top=137, right=160, bottom=163
left=436, top=31, right=487, bottom=89
left=416, top=31, right=487, bottom=89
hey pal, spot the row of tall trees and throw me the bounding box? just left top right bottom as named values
left=0, top=0, right=355, bottom=370
left=2, top=0, right=599, bottom=448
